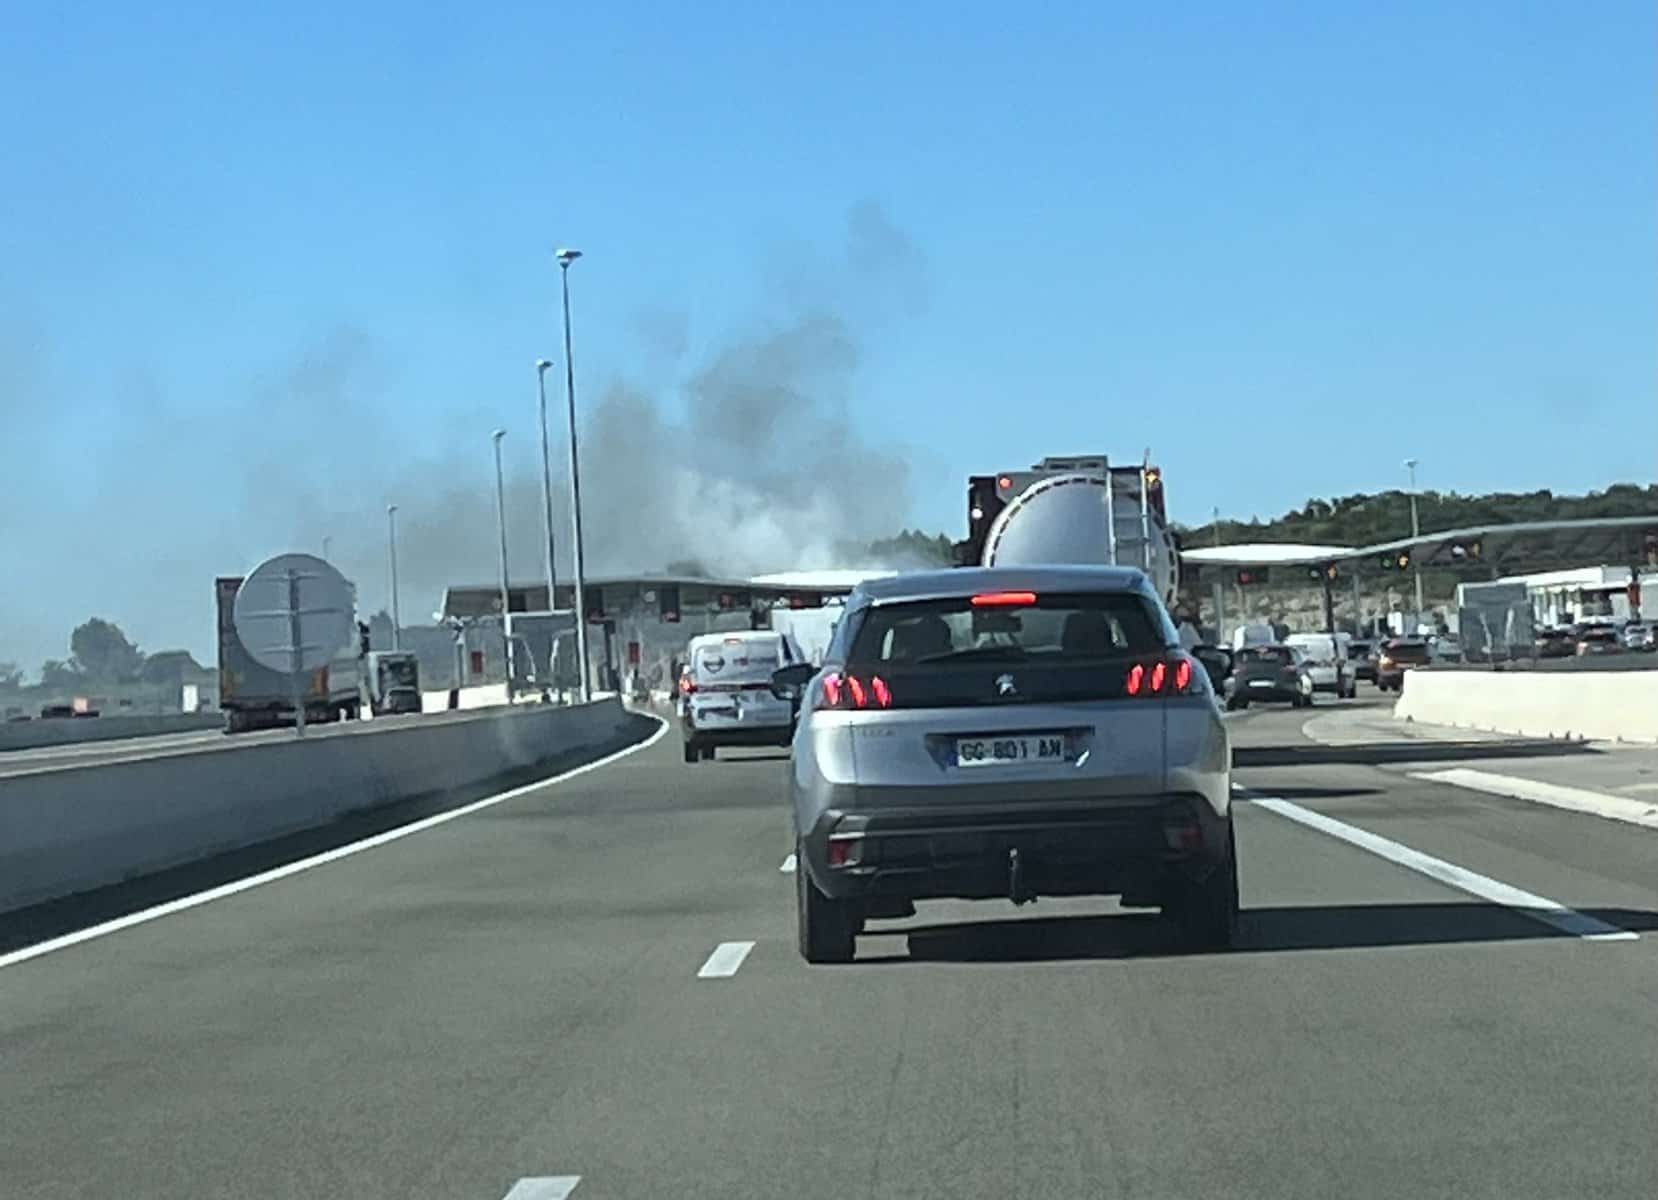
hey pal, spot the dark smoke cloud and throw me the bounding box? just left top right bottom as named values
left=0, top=203, right=926, bottom=669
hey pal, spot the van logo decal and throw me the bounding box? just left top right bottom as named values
left=995, top=673, right=1017, bottom=697
left=703, top=654, right=725, bottom=674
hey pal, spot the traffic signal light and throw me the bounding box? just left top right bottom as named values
left=1307, top=564, right=1339, bottom=582
left=1236, top=568, right=1267, bottom=586
left=585, top=586, right=605, bottom=621
left=1379, top=552, right=1411, bottom=571
left=961, top=475, right=1005, bottom=566
left=1448, top=540, right=1483, bottom=562
left=1144, top=465, right=1166, bottom=522
left=658, top=584, right=681, bottom=624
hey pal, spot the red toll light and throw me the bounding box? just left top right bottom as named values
left=997, top=475, right=1014, bottom=491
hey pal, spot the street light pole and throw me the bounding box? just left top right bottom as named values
left=322, top=535, right=332, bottom=563
left=535, top=359, right=559, bottom=620
left=1404, top=458, right=1424, bottom=620
left=492, top=429, right=515, bottom=687
left=386, top=505, right=402, bottom=651
left=556, top=247, right=591, bottom=703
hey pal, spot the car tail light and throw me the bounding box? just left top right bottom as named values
left=820, top=671, right=893, bottom=710
left=678, top=674, right=695, bottom=695
left=971, top=591, right=1037, bottom=607
left=1125, top=653, right=1198, bottom=699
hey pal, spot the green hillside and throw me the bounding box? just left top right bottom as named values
left=1179, top=484, right=1658, bottom=554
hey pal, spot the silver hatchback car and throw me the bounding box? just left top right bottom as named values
left=771, top=566, right=1235, bottom=963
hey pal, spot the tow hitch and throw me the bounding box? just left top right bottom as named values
left=1009, top=846, right=1035, bottom=906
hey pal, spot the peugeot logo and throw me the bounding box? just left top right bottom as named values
left=995, top=673, right=1017, bottom=697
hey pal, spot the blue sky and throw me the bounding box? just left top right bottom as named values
left=1, top=1, right=1653, bottom=666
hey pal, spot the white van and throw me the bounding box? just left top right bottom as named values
left=680, top=630, right=805, bottom=763
left=1283, top=632, right=1356, bottom=698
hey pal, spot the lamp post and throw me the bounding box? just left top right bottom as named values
left=556, top=247, right=591, bottom=702
left=1404, top=458, right=1424, bottom=619
left=535, top=359, right=559, bottom=620
left=492, top=429, right=515, bottom=686
left=386, top=505, right=402, bottom=651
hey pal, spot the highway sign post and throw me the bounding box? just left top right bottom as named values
left=232, top=553, right=354, bottom=739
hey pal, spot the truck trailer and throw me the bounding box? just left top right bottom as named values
left=215, top=575, right=365, bottom=734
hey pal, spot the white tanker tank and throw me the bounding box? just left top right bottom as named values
left=978, top=457, right=1179, bottom=607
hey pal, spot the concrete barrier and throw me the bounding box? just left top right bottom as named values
left=1395, top=670, right=1658, bottom=744
left=0, top=698, right=646, bottom=915
left=0, top=713, right=223, bottom=753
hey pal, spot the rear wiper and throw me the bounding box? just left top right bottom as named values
left=913, top=646, right=1030, bottom=664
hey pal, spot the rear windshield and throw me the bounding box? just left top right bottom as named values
left=847, top=592, right=1165, bottom=667
left=1384, top=640, right=1430, bottom=659
left=1238, top=646, right=1291, bottom=665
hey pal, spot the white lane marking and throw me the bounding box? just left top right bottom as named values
left=697, top=940, right=756, bottom=978
left=503, top=1178, right=581, bottom=1200
left=0, top=718, right=669, bottom=972
left=780, top=853, right=797, bottom=873
left=1412, top=768, right=1658, bottom=830
left=1250, top=794, right=1637, bottom=941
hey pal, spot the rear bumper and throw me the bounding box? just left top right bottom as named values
left=1235, top=682, right=1299, bottom=702
left=800, top=795, right=1230, bottom=903
left=682, top=720, right=793, bottom=748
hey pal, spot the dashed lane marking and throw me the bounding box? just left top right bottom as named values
left=502, top=1178, right=580, bottom=1200
left=697, top=940, right=756, bottom=978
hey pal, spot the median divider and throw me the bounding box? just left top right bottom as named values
left=0, top=713, right=223, bottom=753
left=1395, top=670, right=1658, bottom=744
left=0, top=697, right=646, bottom=916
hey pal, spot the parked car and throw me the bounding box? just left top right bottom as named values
left=1428, top=634, right=1463, bottom=663
left=772, top=566, right=1236, bottom=963
left=1284, top=632, right=1357, bottom=698
left=1534, top=628, right=1577, bottom=659
left=1227, top=644, right=1316, bottom=709
left=1620, top=623, right=1655, bottom=652
left=1576, top=627, right=1624, bottom=656
left=1349, top=639, right=1379, bottom=682
left=1376, top=638, right=1432, bottom=691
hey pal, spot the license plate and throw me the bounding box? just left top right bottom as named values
left=955, top=734, right=1066, bottom=768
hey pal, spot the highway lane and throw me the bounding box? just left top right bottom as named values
left=3, top=698, right=1656, bottom=1198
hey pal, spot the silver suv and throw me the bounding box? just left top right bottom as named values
left=771, top=566, right=1236, bottom=963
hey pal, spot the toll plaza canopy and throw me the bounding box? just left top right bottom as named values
left=1180, top=516, right=1658, bottom=582
left=441, top=569, right=896, bottom=622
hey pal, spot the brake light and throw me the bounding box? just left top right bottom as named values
left=1125, top=654, right=1197, bottom=698
left=820, top=672, right=892, bottom=710
left=971, top=591, right=1037, bottom=607
left=678, top=674, right=695, bottom=695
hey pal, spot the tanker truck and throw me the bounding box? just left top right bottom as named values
left=957, top=455, right=1179, bottom=605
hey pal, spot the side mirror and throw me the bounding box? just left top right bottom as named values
left=771, top=662, right=817, bottom=701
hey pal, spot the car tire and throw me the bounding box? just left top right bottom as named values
left=1169, top=825, right=1239, bottom=950
left=1230, top=697, right=1249, bottom=711
left=683, top=740, right=699, bottom=764
left=701, top=744, right=716, bottom=761
left=796, top=843, right=857, bottom=964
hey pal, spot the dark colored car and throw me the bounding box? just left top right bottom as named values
left=1576, top=627, right=1623, bottom=656
left=1226, top=644, right=1315, bottom=709
left=1375, top=638, right=1431, bottom=691
left=1348, top=639, right=1378, bottom=683
left=1534, top=628, right=1576, bottom=659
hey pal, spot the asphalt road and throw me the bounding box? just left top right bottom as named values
left=3, top=695, right=1657, bottom=1198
